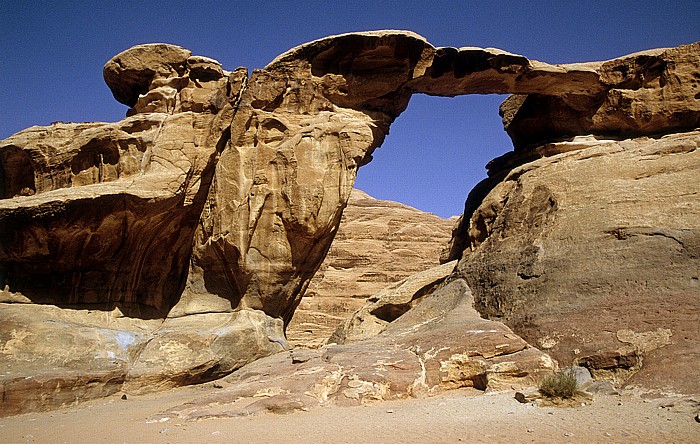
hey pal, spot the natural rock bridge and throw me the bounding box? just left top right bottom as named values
left=1, top=31, right=698, bottom=414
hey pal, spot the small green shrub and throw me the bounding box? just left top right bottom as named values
left=538, top=370, right=578, bottom=399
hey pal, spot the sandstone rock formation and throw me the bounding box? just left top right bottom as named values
left=329, top=260, right=457, bottom=344
left=148, top=279, right=554, bottom=419
left=451, top=130, right=700, bottom=394
left=1, top=31, right=699, bottom=414
left=1, top=43, right=243, bottom=314
left=286, top=189, right=454, bottom=347
left=0, top=43, right=287, bottom=415
left=500, top=43, right=700, bottom=151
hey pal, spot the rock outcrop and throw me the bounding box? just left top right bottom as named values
left=286, top=189, right=454, bottom=347
left=1, top=43, right=243, bottom=314
left=148, top=279, right=555, bottom=419
left=500, top=43, right=700, bottom=151
left=329, top=260, right=457, bottom=344
left=0, top=43, right=288, bottom=415
left=452, top=130, right=700, bottom=394
left=1, top=31, right=699, bottom=414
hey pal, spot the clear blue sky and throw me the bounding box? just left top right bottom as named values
left=2, top=1, right=698, bottom=217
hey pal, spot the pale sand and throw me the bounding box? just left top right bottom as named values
left=1, top=384, right=698, bottom=443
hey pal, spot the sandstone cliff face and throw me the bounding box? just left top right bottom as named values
left=0, top=43, right=289, bottom=414
left=328, top=260, right=458, bottom=345
left=1, top=32, right=699, bottom=414
left=286, top=189, right=454, bottom=347
left=182, top=33, right=428, bottom=328
left=453, top=131, right=700, bottom=393
left=1, top=44, right=242, bottom=315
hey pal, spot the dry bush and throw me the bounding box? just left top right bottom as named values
left=538, top=370, right=578, bottom=399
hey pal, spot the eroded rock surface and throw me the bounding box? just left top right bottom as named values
left=287, top=189, right=454, bottom=347
left=1, top=43, right=243, bottom=314
left=0, top=43, right=268, bottom=414
left=454, top=131, right=700, bottom=393
left=149, top=279, right=554, bottom=419
left=329, top=260, right=457, bottom=344
left=1, top=32, right=699, bottom=414
left=500, top=43, right=700, bottom=150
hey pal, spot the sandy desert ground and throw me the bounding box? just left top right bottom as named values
left=1, top=382, right=698, bottom=444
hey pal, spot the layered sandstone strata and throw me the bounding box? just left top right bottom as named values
left=286, top=189, right=454, bottom=347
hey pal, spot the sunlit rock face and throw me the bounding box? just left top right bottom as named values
left=1, top=43, right=241, bottom=314
left=1, top=32, right=699, bottom=414
left=0, top=43, right=269, bottom=415
left=452, top=130, right=700, bottom=394
left=441, top=43, right=700, bottom=395
left=286, top=189, right=455, bottom=348
left=499, top=43, right=700, bottom=150
left=149, top=279, right=556, bottom=419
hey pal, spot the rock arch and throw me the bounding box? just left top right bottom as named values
left=178, top=31, right=699, bottom=327
left=1, top=31, right=698, bottom=409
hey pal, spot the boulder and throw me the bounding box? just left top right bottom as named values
left=329, top=260, right=457, bottom=344
left=103, top=43, right=192, bottom=107
left=562, top=366, right=594, bottom=388
left=0, top=302, right=153, bottom=416
left=122, top=310, right=287, bottom=394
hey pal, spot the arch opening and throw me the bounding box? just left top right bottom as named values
left=354, top=93, right=512, bottom=218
